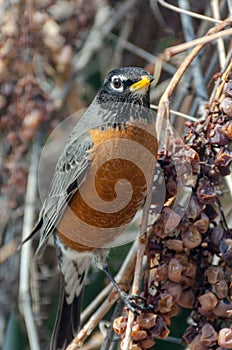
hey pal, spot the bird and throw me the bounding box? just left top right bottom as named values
left=24, top=67, right=157, bottom=349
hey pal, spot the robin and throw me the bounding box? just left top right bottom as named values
left=24, top=67, right=157, bottom=349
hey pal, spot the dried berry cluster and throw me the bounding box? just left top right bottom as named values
left=114, top=79, right=232, bottom=349
left=113, top=312, right=169, bottom=349
left=0, top=1, right=96, bottom=209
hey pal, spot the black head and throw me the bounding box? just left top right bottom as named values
left=97, top=67, right=154, bottom=108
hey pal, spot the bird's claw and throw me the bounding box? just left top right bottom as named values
left=121, top=292, right=154, bottom=314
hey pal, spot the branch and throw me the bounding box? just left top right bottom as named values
left=156, top=0, right=222, bottom=23
left=122, top=152, right=157, bottom=350
left=211, top=0, right=226, bottom=69
left=18, top=133, right=41, bottom=350
left=156, top=18, right=232, bottom=137
left=165, top=27, right=232, bottom=59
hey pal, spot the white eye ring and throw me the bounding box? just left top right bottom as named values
left=112, top=77, right=122, bottom=89
left=110, top=75, right=125, bottom=92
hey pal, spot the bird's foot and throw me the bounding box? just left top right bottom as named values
left=120, top=292, right=154, bottom=314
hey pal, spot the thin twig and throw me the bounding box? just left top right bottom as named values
left=122, top=155, right=156, bottom=350
left=110, top=33, right=176, bottom=75
left=18, top=133, right=41, bottom=350
left=67, top=292, right=120, bottom=350
left=208, top=53, right=232, bottom=201
left=100, top=300, right=124, bottom=350
left=112, top=13, right=135, bottom=67
left=81, top=283, right=114, bottom=324
left=209, top=46, right=232, bottom=101
left=156, top=0, right=222, bottom=23
left=178, top=0, right=208, bottom=101
left=149, top=0, right=168, bottom=29
left=157, top=18, right=232, bottom=138
left=51, top=0, right=138, bottom=103
left=214, top=58, right=232, bottom=100
left=211, top=0, right=226, bottom=68
left=66, top=242, right=138, bottom=349
left=228, top=0, right=232, bottom=17
left=150, top=104, right=198, bottom=121
left=164, top=26, right=232, bottom=59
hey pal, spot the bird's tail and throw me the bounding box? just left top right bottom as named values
left=50, top=285, right=83, bottom=350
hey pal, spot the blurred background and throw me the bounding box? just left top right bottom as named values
left=0, top=0, right=231, bottom=349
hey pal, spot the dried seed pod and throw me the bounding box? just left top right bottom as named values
left=193, top=213, right=209, bottom=234
left=198, top=292, right=218, bottom=311
left=211, top=227, right=224, bottom=247
left=212, top=301, right=232, bottom=317
left=210, top=124, right=230, bottom=145
left=139, top=334, right=155, bottom=349
left=213, top=280, right=228, bottom=299
left=220, top=238, right=232, bottom=263
left=204, top=204, right=218, bottom=221
left=120, top=339, right=141, bottom=350
left=150, top=315, right=170, bottom=339
left=183, top=325, right=197, bottom=345
left=215, top=147, right=232, bottom=176
left=205, top=266, right=224, bottom=285
left=221, top=97, right=232, bottom=117
left=189, top=334, right=207, bottom=350
left=218, top=328, right=232, bottom=349
left=198, top=307, right=215, bottom=319
left=166, top=282, right=183, bottom=302
left=113, top=316, right=127, bottom=335
left=177, top=289, right=195, bottom=308
left=154, top=263, right=168, bottom=282
left=158, top=293, right=174, bottom=314
left=164, top=303, right=179, bottom=320
left=130, top=344, right=142, bottom=350
left=166, top=239, right=184, bottom=252
left=168, top=258, right=183, bottom=283
left=175, top=253, right=188, bottom=266
left=131, top=324, right=147, bottom=341
left=200, top=323, right=218, bottom=346
left=189, top=148, right=200, bottom=174
left=186, top=195, right=203, bottom=220
left=166, top=177, right=177, bottom=196
left=137, top=313, right=157, bottom=330
left=152, top=207, right=176, bottom=239
left=181, top=229, right=202, bottom=249
left=181, top=275, right=195, bottom=289
left=197, top=179, right=217, bottom=205
left=147, top=241, right=161, bottom=258
left=202, top=160, right=220, bottom=182
left=183, top=261, right=197, bottom=279
left=225, top=80, right=232, bottom=97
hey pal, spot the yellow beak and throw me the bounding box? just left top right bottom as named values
left=129, top=75, right=154, bottom=92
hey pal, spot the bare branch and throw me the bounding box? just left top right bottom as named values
left=157, top=18, right=232, bottom=137
left=122, top=152, right=156, bottom=350
left=156, top=0, right=222, bottom=23
left=164, top=26, right=232, bottom=59
left=211, top=0, right=226, bottom=68
left=110, top=33, right=176, bottom=75
left=18, top=133, right=41, bottom=350
left=150, top=104, right=198, bottom=122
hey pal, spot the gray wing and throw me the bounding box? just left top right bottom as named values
left=37, top=127, right=93, bottom=252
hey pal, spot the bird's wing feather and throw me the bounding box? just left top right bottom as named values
left=37, top=127, right=93, bottom=252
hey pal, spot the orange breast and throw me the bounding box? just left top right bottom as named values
left=57, top=123, right=157, bottom=251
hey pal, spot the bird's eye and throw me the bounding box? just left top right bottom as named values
left=112, top=77, right=122, bottom=89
